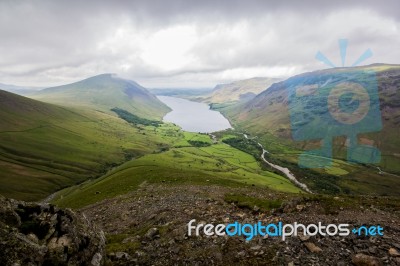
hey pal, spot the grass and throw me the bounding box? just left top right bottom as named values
left=224, top=193, right=282, bottom=212
left=53, top=139, right=301, bottom=209
left=218, top=127, right=400, bottom=196
left=106, top=233, right=141, bottom=254
left=0, top=90, right=181, bottom=201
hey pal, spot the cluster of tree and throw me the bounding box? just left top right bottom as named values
left=111, top=108, right=161, bottom=126
left=222, top=137, right=261, bottom=159
left=188, top=140, right=211, bottom=147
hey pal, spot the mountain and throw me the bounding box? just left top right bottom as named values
left=0, top=83, right=41, bottom=96
left=219, top=64, right=400, bottom=195
left=31, top=74, right=170, bottom=120
left=203, top=77, right=280, bottom=103
left=0, top=90, right=172, bottom=201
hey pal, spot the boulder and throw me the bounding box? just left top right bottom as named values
left=144, top=227, right=159, bottom=240
left=304, top=242, right=322, bottom=253
left=352, top=253, right=382, bottom=266
left=0, top=195, right=105, bottom=265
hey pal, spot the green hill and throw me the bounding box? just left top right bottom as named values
left=218, top=64, right=400, bottom=195
left=0, top=90, right=172, bottom=201
left=31, top=74, right=170, bottom=120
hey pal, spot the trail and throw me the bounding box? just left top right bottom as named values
left=243, top=134, right=312, bottom=193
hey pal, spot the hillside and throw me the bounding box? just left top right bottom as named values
left=31, top=74, right=170, bottom=120
left=0, top=90, right=173, bottom=201
left=202, top=77, right=280, bottom=103
left=218, top=64, right=400, bottom=195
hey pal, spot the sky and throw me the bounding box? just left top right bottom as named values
left=0, top=0, right=399, bottom=89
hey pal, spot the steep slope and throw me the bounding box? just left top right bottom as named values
left=31, top=74, right=170, bottom=120
left=220, top=64, right=400, bottom=195
left=0, top=90, right=172, bottom=201
left=203, top=77, right=280, bottom=103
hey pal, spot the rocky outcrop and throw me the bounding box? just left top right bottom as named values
left=0, top=196, right=105, bottom=266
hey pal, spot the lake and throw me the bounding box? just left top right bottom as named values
left=157, top=96, right=232, bottom=133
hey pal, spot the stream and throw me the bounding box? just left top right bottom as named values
left=243, top=133, right=312, bottom=193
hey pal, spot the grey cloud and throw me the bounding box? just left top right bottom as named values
left=0, top=0, right=399, bottom=87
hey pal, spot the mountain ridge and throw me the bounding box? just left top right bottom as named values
left=216, top=64, right=400, bottom=195
left=202, top=77, right=280, bottom=103
left=31, top=73, right=170, bottom=120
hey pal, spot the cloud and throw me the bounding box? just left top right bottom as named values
left=0, top=0, right=399, bottom=88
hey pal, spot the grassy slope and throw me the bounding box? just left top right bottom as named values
left=30, top=74, right=170, bottom=120
left=202, top=77, right=280, bottom=103
left=218, top=64, right=400, bottom=196
left=0, top=90, right=173, bottom=201
left=53, top=131, right=301, bottom=209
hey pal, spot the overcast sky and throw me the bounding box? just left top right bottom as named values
left=0, top=0, right=399, bottom=88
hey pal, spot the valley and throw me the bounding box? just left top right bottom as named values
left=1, top=66, right=399, bottom=265
left=2, top=2, right=400, bottom=265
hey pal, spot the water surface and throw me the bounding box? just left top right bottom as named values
left=157, top=96, right=232, bottom=133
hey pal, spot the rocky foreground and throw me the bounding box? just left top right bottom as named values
left=1, top=184, right=400, bottom=265
left=0, top=196, right=105, bottom=265
left=82, top=184, right=400, bottom=266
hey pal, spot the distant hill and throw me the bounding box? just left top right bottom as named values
left=0, top=83, right=41, bottom=96
left=0, top=90, right=171, bottom=201
left=31, top=74, right=170, bottom=120
left=219, top=64, right=400, bottom=195
left=202, top=77, right=280, bottom=103
left=150, top=88, right=212, bottom=98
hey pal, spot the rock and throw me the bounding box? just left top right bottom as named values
left=0, top=195, right=105, bottom=265
left=288, top=261, right=294, bottom=266
left=253, top=205, right=260, bottom=212
left=368, top=246, right=377, bottom=254
left=352, top=253, right=382, bottom=266
left=304, top=242, right=322, bottom=253
left=299, top=234, right=310, bottom=242
left=214, top=251, right=223, bottom=262
left=145, top=227, right=159, bottom=240
left=250, top=245, right=262, bottom=251
left=115, top=251, right=130, bottom=260
left=26, top=233, right=39, bottom=244
left=91, top=252, right=102, bottom=266
left=389, top=247, right=400, bottom=257
left=296, top=204, right=305, bottom=211
left=237, top=251, right=245, bottom=257
left=171, top=246, right=180, bottom=254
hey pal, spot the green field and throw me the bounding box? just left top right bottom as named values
left=52, top=135, right=301, bottom=209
